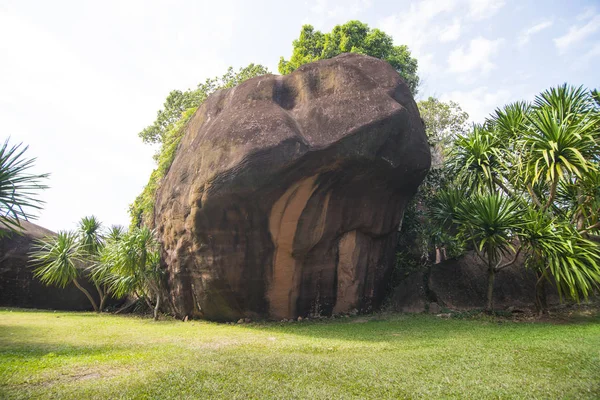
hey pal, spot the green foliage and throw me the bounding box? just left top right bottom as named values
left=520, top=210, right=600, bottom=301
left=455, top=193, right=523, bottom=262
left=130, top=65, right=269, bottom=228
left=31, top=231, right=82, bottom=288
left=395, top=99, right=469, bottom=272
left=77, top=215, right=103, bottom=257
left=279, top=21, right=420, bottom=94
left=418, top=97, right=469, bottom=167
left=138, top=64, right=270, bottom=145
left=524, top=87, right=597, bottom=191
left=100, top=227, right=162, bottom=300
left=437, top=84, right=600, bottom=307
left=0, top=139, right=48, bottom=236
left=450, top=124, right=503, bottom=193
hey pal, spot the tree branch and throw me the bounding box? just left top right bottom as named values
left=493, top=177, right=514, bottom=198
left=543, top=178, right=558, bottom=211
left=580, top=221, right=600, bottom=234
left=495, top=247, right=523, bottom=271
left=526, top=183, right=543, bottom=208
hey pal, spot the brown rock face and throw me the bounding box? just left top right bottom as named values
left=154, top=53, right=430, bottom=321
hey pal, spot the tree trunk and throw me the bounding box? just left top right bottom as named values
left=100, top=285, right=108, bottom=311
left=73, top=278, right=98, bottom=312
left=95, top=284, right=106, bottom=312
left=535, top=271, right=548, bottom=316
left=153, top=293, right=160, bottom=321
left=486, top=267, right=495, bottom=312
left=143, top=295, right=153, bottom=311
left=435, top=247, right=442, bottom=264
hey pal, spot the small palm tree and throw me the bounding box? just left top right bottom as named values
left=520, top=210, right=600, bottom=312
left=31, top=231, right=99, bottom=311
left=455, top=193, right=524, bottom=311
left=102, top=227, right=163, bottom=320
left=523, top=85, right=598, bottom=209
left=450, top=125, right=503, bottom=194
left=77, top=216, right=109, bottom=311
left=0, top=139, right=48, bottom=236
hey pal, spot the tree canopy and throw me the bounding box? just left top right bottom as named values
left=279, top=21, right=419, bottom=94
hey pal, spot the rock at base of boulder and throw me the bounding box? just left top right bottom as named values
left=387, top=272, right=427, bottom=313
left=0, top=221, right=118, bottom=311
left=389, top=251, right=559, bottom=312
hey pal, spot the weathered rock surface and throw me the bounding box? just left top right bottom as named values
left=155, top=53, right=430, bottom=321
left=0, top=221, right=101, bottom=310
left=389, top=251, right=559, bottom=312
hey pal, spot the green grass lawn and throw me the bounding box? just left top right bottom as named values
left=1, top=309, right=599, bottom=399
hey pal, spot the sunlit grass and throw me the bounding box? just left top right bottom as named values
left=1, top=308, right=599, bottom=399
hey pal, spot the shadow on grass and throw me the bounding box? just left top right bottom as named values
left=0, top=325, right=131, bottom=363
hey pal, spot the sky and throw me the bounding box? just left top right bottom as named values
left=1, top=0, right=599, bottom=232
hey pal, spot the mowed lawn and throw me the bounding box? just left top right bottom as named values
left=1, top=309, right=599, bottom=399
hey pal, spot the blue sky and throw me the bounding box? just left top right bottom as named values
left=1, top=0, right=598, bottom=231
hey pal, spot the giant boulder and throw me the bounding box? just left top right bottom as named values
left=155, top=53, right=430, bottom=321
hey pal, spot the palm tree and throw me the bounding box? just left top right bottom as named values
left=77, top=216, right=109, bottom=311
left=0, top=139, right=48, bottom=236
left=519, top=209, right=600, bottom=313
left=454, top=193, right=524, bottom=311
left=102, top=227, right=163, bottom=320
left=31, top=231, right=99, bottom=311
left=450, top=125, right=503, bottom=194
left=523, top=85, right=598, bottom=210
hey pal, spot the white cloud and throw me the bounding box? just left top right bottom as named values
left=518, top=20, right=553, bottom=47
left=440, top=86, right=513, bottom=123
left=554, top=13, right=600, bottom=53
left=307, top=0, right=373, bottom=28
left=439, top=19, right=461, bottom=42
left=467, top=0, right=506, bottom=20
left=574, top=42, right=600, bottom=70
left=378, top=0, right=460, bottom=76
left=448, top=37, right=503, bottom=74
left=377, top=0, right=507, bottom=77
left=577, top=7, right=597, bottom=21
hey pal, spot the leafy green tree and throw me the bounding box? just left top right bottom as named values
left=0, top=139, right=48, bottom=236
left=418, top=97, right=469, bottom=167
left=31, top=231, right=99, bottom=312
left=279, top=21, right=420, bottom=94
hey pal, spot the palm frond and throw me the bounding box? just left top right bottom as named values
left=30, top=231, right=82, bottom=288
left=0, top=139, right=49, bottom=236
